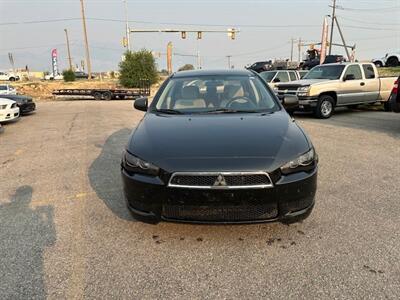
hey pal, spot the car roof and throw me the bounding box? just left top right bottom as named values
left=0, top=98, right=15, bottom=104
left=172, top=69, right=254, bottom=78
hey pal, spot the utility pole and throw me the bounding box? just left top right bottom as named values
left=124, top=0, right=131, bottom=51
left=80, top=0, right=92, bottom=80
left=334, top=17, right=351, bottom=61
left=298, top=37, right=302, bottom=63
left=167, top=42, right=173, bottom=75
left=290, top=38, right=294, bottom=62
left=64, top=29, right=73, bottom=70
left=329, top=0, right=337, bottom=55
left=197, top=50, right=201, bottom=69
left=227, top=55, right=232, bottom=69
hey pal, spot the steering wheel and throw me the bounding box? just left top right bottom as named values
left=225, top=96, right=256, bottom=109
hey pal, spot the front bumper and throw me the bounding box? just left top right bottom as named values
left=121, top=167, right=317, bottom=224
left=18, top=102, right=36, bottom=114
left=0, top=107, right=20, bottom=122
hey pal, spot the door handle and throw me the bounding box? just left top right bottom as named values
left=360, top=82, right=365, bottom=86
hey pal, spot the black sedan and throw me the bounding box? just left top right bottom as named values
left=0, top=94, right=36, bottom=115
left=121, top=70, right=318, bottom=224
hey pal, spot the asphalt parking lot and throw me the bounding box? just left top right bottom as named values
left=1, top=101, right=400, bottom=299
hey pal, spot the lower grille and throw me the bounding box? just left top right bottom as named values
left=169, top=172, right=273, bottom=189
left=162, top=202, right=278, bottom=222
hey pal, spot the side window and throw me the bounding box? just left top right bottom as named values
left=344, top=65, right=363, bottom=80
left=275, top=71, right=289, bottom=82
left=362, top=64, right=375, bottom=79
left=288, top=71, right=297, bottom=81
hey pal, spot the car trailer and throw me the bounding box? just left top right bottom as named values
left=52, top=80, right=150, bottom=100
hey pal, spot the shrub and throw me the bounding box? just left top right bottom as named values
left=119, top=50, right=158, bottom=88
left=62, top=70, right=76, bottom=82
left=178, top=64, right=195, bottom=72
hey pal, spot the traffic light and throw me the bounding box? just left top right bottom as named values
left=197, top=31, right=202, bottom=40
left=181, top=31, right=187, bottom=39
left=122, top=37, right=128, bottom=48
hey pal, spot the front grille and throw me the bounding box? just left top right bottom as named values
left=168, top=172, right=273, bottom=189
left=163, top=202, right=278, bottom=222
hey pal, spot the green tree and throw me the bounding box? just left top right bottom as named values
left=119, top=50, right=158, bottom=88
left=178, top=64, right=195, bottom=72
left=62, top=69, right=76, bottom=82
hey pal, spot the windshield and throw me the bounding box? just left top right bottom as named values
left=152, top=75, right=279, bottom=114
left=259, top=71, right=277, bottom=82
left=303, top=65, right=345, bottom=80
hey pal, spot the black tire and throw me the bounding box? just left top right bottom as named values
left=373, top=61, right=383, bottom=68
left=347, top=104, right=359, bottom=110
left=383, top=101, right=392, bottom=112
left=314, top=95, right=335, bottom=119
left=117, top=95, right=126, bottom=100
left=9, top=77, right=15, bottom=82
left=93, top=92, right=102, bottom=100
left=386, top=56, right=399, bottom=67
left=103, top=91, right=113, bottom=101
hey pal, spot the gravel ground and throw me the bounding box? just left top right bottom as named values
left=0, top=101, right=399, bottom=299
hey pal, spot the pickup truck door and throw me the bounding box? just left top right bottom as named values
left=338, top=64, right=366, bottom=105
left=361, top=64, right=380, bottom=102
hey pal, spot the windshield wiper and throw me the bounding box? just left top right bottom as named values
left=155, top=109, right=183, bottom=114
left=204, top=108, right=261, bottom=114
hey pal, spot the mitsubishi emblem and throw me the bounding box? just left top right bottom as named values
left=214, top=174, right=227, bottom=187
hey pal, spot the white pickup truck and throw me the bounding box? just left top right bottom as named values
left=0, top=71, right=20, bottom=81
left=275, top=62, right=398, bottom=118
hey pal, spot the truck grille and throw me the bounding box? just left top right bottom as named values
left=162, top=201, right=278, bottom=222
left=168, top=172, right=273, bottom=189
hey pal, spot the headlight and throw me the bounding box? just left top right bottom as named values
left=280, top=148, right=317, bottom=175
left=123, top=150, right=160, bottom=176
left=0, top=105, right=7, bottom=110
left=298, top=86, right=310, bottom=92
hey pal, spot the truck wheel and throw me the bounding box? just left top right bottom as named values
left=383, top=101, right=392, bottom=112
left=373, top=61, right=383, bottom=68
left=93, top=92, right=102, bottom=100
left=315, top=95, right=334, bottom=119
left=9, top=77, right=16, bottom=81
left=386, top=57, right=399, bottom=67
left=103, top=91, right=113, bottom=101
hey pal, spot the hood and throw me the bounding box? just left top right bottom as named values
left=277, top=79, right=328, bottom=87
left=0, top=98, right=15, bottom=105
left=128, top=111, right=311, bottom=172
left=0, top=95, right=30, bottom=102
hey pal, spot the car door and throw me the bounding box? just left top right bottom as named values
left=337, top=64, right=365, bottom=105
left=361, top=64, right=380, bottom=102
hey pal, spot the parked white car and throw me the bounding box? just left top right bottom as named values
left=0, top=98, right=20, bottom=122
left=0, top=84, right=17, bottom=95
left=372, top=51, right=400, bottom=67
left=0, top=71, right=20, bottom=81
left=44, top=73, right=63, bottom=80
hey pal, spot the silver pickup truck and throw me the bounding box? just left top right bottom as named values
left=275, top=62, right=397, bottom=118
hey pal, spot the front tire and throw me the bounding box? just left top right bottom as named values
left=9, top=77, right=15, bottom=82
left=386, top=56, right=399, bottom=67
left=373, top=61, right=383, bottom=68
left=315, top=95, right=335, bottom=119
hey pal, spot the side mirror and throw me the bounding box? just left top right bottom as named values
left=134, top=97, right=148, bottom=112
left=273, top=78, right=281, bottom=83
left=283, top=95, right=299, bottom=109
left=343, top=74, right=355, bottom=81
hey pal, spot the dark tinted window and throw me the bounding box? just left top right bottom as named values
left=304, top=65, right=345, bottom=80
left=275, top=72, right=289, bottom=82
left=344, top=65, right=363, bottom=80
left=362, top=64, right=375, bottom=79
left=288, top=71, right=297, bottom=81
left=259, top=71, right=277, bottom=82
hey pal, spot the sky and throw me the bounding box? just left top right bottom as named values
left=0, top=0, right=399, bottom=72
